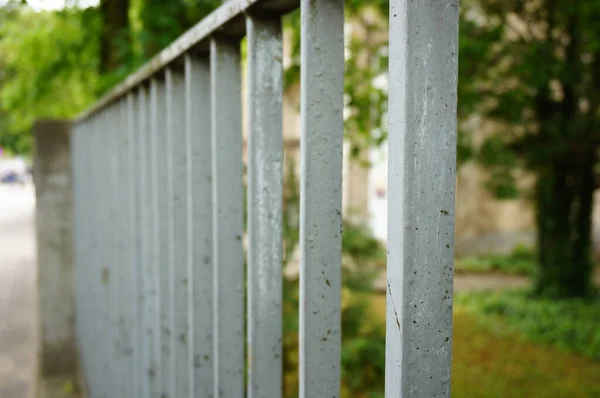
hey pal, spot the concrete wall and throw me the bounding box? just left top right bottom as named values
left=33, top=120, right=76, bottom=377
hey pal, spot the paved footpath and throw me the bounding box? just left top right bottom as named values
left=0, top=184, right=38, bottom=398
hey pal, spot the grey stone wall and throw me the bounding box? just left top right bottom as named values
left=33, top=120, right=76, bottom=377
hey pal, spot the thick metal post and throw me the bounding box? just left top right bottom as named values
left=385, top=1, right=459, bottom=397
left=210, top=37, right=245, bottom=398
left=166, top=66, right=191, bottom=398
left=184, top=54, right=214, bottom=397
left=246, top=14, right=284, bottom=398
left=298, top=1, right=345, bottom=397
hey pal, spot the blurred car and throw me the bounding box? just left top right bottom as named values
left=0, top=170, right=27, bottom=185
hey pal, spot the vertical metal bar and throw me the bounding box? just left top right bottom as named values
left=125, top=92, right=138, bottom=397
left=166, top=66, right=191, bottom=398
left=185, top=53, right=214, bottom=398
left=133, top=89, right=145, bottom=397
left=156, top=73, right=174, bottom=398
left=93, top=113, right=102, bottom=396
left=137, top=85, right=151, bottom=398
left=94, top=111, right=106, bottom=397
left=246, top=14, right=284, bottom=398
left=298, top=1, right=344, bottom=397
left=82, top=117, right=94, bottom=394
left=70, top=123, right=81, bottom=385
left=385, top=1, right=459, bottom=397
left=100, top=110, right=112, bottom=398
left=72, top=122, right=89, bottom=392
left=146, top=79, right=160, bottom=398
left=106, top=104, right=119, bottom=398
left=83, top=120, right=92, bottom=389
left=87, top=116, right=96, bottom=393
left=150, top=78, right=165, bottom=398
left=89, top=115, right=99, bottom=395
left=97, top=107, right=114, bottom=396
left=116, top=98, right=129, bottom=398
left=210, top=37, right=245, bottom=398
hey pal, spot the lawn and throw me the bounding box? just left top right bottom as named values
left=454, top=245, right=536, bottom=275
left=368, top=294, right=600, bottom=397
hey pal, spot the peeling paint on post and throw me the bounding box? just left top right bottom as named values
left=385, top=0, right=459, bottom=397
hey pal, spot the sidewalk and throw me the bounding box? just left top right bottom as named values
left=0, top=184, right=38, bottom=398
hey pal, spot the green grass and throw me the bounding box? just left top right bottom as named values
left=455, top=244, right=536, bottom=275
left=455, top=289, right=600, bottom=361
left=452, top=310, right=600, bottom=398
left=368, top=293, right=600, bottom=397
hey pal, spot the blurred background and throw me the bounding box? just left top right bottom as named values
left=0, top=0, right=599, bottom=397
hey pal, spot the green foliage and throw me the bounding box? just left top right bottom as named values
left=280, top=155, right=385, bottom=397
left=282, top=158, right=300, bottom=264
left=136, top=0, right=220, bottom=59
left=455, top=245, right=536, bottom=275
left=0, top=7, right=100, bottom=153
left=455, top=289, right=600, bottom=360
left=341, top=221, right=385, bottom=264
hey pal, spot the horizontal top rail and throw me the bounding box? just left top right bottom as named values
left=75, top=0, right=298, bottom=123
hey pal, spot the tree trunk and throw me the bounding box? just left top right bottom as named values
left=534, top=152, right=596, bottom=299
left=99, top=0, right=130, bottom=73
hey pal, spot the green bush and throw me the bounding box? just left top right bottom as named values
left=455, top=289, right=600, bottom=360
left=455, top=244, right=536, bottom=275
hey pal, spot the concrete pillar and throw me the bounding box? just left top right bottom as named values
left=33, top=120, right=76, bottom=377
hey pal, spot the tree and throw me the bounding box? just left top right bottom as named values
left=137, top=0, right=220, bottom=60
left=99, top=0, right=130, bottom=73
left=0, top=6, right=100, bottom=153
left=459, top=0, right=600, bottom=298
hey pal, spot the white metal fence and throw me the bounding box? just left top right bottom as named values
left=71, top=0, right=459, bottom=397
